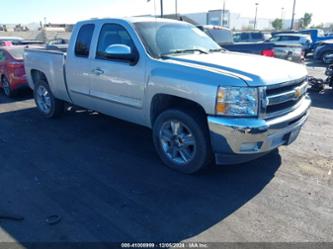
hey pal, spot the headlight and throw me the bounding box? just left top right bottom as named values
left=216, top=87, right=259, bottom=116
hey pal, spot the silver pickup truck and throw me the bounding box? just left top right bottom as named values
left=24, top=18, right=311, bottom=174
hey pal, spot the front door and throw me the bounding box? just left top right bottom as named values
left=89, top=23, right=146, bottom=124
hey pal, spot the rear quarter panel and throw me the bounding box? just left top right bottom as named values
left=24, top=49, right=71, bottom=102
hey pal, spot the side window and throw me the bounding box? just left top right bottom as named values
left=290, top=36, right=300, bottom=41
left=240, top=33, right=250, bottom=41
left=75, top=24, right=95, bottom=58
left=251, top=33, right=263, bottom=40
left=0, top=51, right=6, bottom=62
left=96, top=24, right=136, bottom=60
left=279, top=36, right=289, bottom=41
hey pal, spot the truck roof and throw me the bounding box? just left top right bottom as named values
left=274, top=33, right=310, bottom=38
left=76, top=17, right=186, bottom=26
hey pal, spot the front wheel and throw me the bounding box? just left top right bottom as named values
left=322, top=51, right=333, bottom=64
left=153, top=109, right=212, bottom=174
left=34, top=80, right=64, bottom=118
left=1, top=76, right=14, bottom=98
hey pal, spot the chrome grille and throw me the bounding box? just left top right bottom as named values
left=263, top=77, right=308, bottom=119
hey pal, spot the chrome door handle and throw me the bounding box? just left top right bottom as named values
left=93, top=68, right=104, bottom=75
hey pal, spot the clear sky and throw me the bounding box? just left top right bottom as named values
left=0, top=0, right=331, bottom=25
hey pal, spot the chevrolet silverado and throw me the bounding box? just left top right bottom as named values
left=24, top=18, right=311, bottom=173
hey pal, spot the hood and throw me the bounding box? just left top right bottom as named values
left=164, top=51, right=307, bottom=86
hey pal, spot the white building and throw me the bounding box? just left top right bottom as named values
left=181, top=10, right=296, bottom=31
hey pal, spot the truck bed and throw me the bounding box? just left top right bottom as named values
left=24, top=47, right=71, bottom=102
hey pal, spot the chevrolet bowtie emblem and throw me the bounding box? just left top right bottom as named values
left=295, top=87, right=302, bottom=98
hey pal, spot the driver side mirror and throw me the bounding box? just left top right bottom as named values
left=104, top=44, right=138, bottom=65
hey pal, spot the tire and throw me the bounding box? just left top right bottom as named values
left=152, top=108, right=212, bottom=174
left=34, top=80, right=64, bottom=118
left=1, top=76, right=14, bottom=98
left=322, top=51, right=333, bottom=64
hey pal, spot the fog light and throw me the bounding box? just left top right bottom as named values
left=240, top=142, right=263, bottom=152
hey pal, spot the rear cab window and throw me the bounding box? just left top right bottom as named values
left=75, top=24, right=95, bottom=58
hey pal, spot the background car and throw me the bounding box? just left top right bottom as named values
left=233, top=32, right=271, bottom=43
left=0, top=46, right=27, bottom=97
left=0, top=41, right=13, bottom=46
left=313, top=40, right=333, bottom=63
left=323, top=54, right=333, bottom=64
left=299, top=29, right=333, bottom=48
left=269, top=34, right=312, bottom=55
left=198, top=26, right=304, bottom=63
left=0, top=36, right=24, bottom=46
left=0, top=36, right=44, bottom=47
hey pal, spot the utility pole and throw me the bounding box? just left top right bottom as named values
left=254, top=3, right=259, bottom=30
left=222, top=1, right=226, bottom=27
left=290, top=0, right=296, bottom=30
left=281, top=7, right=285, bottom=20
left=160, top=0, right=164, bottom=18
left=175, top=0, right=178, bottom=19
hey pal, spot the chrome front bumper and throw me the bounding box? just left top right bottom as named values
left=208, top=96, right=311, bottom=165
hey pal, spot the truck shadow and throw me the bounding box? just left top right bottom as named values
left=309, top=89, right=333, bottom=109
left=0, top=89, right=33, bottom=104
left=0, top=107, right=281, bottom=244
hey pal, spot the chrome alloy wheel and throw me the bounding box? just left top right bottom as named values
left=159, top=120, right=196, bottom=165
left=36, top=85, right=52, bottom=114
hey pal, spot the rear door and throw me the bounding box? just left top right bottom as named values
left=66, top=23, right=95, bottom=105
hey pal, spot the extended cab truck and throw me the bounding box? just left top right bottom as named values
left=24, top=18, right=311, bottom=174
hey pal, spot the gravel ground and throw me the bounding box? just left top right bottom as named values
left=0, top=62, right=332, bottom=246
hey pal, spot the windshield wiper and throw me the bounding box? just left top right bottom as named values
left=209, top=48, right=225, bottom=52
left=160, top=48, right=208, bottom=58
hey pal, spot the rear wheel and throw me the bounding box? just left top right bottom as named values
left=153, top=109, right=212, bottom=174
left=1, top=76, right=14, bottom=98
left=34, top=80, right=64, bottom=118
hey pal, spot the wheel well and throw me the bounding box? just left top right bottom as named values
left=31, top=70, right=48, bottom=87
left=150, top=94, right=207, bottom=125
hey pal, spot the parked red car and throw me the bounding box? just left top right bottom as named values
left=0, top=46, right=27, bottom=97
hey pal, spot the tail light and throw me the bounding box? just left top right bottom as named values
left=261, top=49, right=275, bottom=57
left=8, top=61, right=25, bottom=77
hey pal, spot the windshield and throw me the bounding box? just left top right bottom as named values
left=134, top=22, right=221, bottom=58
left=317, top=29, right=325, bottom=37
left=206, top=29, right=233, bottom=44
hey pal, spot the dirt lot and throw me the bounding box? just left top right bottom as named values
left=0, top=63, right=332, bottom=246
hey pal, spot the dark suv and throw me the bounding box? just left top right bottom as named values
left=233, top=32, right=271, bottom=43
